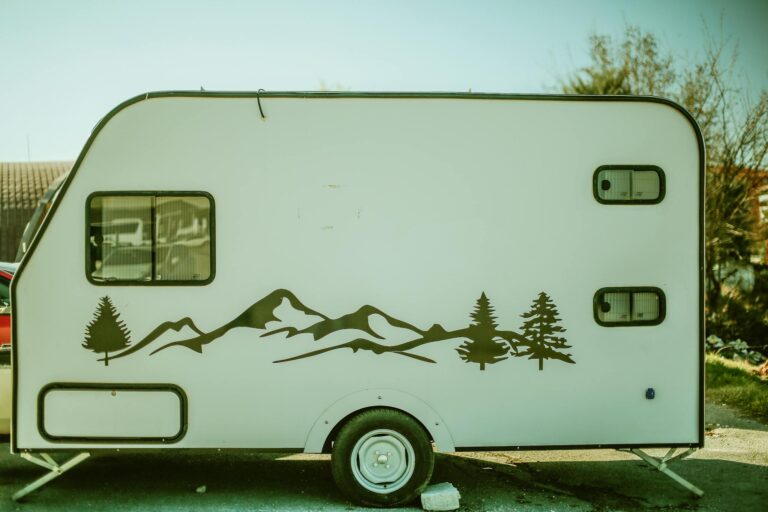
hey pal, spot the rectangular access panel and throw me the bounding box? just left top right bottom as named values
left=39, top=384, right=186, bottom=443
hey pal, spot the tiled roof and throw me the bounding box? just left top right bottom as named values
left=0, top=161, right=73, bottom=261
left=0, top=161, right=72, bottom=210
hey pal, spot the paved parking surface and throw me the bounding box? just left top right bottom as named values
left=1, top=403, right=766, bottom=511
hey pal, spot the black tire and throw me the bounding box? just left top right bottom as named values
left=331, top=408, right=435, bottom=508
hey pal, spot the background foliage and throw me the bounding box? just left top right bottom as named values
left=563, top=26, right=768, bottom=357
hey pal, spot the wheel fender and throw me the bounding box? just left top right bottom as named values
left=304, top=389, right=455, bottom=453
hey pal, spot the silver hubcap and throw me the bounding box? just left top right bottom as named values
left=350, top=429, right=416, bottom=494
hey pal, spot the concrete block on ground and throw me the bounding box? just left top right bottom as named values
left=421, top=482, right=461, bottom=511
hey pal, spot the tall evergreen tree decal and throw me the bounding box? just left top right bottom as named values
left=83, top=296, right=132, bottom=366
left=455, top=293, right=509, bottom=371
left=518, top=292, right=574, bottom=370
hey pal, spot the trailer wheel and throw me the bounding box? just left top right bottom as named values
left=331, top=408, right=434, bottom=507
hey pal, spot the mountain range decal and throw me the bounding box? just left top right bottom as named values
left=263, top=305, right=425, bottom=341
left=88, top=289, right=575, bottom=371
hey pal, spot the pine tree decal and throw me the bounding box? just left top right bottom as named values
left=83, top=296, right=132, bottom=366
left=455, top=292, right=509, bottom=371
left=518, top=292, right=574, bottom=370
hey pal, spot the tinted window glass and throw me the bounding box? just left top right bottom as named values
left=89, top=196, right=153, bottom=282
left=88, top=194, right=213, bottom=284
left=155, top=196, right=212, bottom=281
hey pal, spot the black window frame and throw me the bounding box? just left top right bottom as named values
left=85, top=191, right=215, bottom=286
left=593, top=287, right=666, bottom=327
left=593, top=165, right=666, bottom=204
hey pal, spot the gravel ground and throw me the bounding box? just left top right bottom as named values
left=0, top=402, right=766, bottom=511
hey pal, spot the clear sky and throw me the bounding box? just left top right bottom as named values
left=1, top=0, right=766, bottom=161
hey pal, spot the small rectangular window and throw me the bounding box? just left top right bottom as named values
left=594, top=165, right=665, bottom=204
left=594, top=287, right=665, bottom=326
left=87, top=193, right=214, bottom=285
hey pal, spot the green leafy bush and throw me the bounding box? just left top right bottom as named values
left=706, top=335, right=766, bottom=365
left=708, top=264, right=768, bottom=357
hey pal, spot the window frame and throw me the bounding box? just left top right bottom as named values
left=593, top=165, right=666, bottom=205
left=85, top=191, right=216, bottom=286
left=593, top=286, right=666, bottom=327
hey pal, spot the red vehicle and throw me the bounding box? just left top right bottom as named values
left=0, top=263, right=16, bottom=361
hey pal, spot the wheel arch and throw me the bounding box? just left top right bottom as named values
left=303, top=389, right=455, bottom=453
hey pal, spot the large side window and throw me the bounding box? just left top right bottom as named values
left=87, top=193, right=214, bottom=284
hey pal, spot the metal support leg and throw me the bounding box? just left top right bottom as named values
left=12, top=452, right=91, bottom=501
left=622, top=448, right=704, bottom=497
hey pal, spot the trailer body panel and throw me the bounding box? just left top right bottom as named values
left=12, top=93, right=703, bottom=452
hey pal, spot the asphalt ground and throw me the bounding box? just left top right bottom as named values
left=0, top=402, right=765, bottom=511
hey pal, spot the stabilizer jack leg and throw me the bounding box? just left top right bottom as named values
left=622, top=448, right=703, bottom=497
left=12, top=452, right=91, bottom=501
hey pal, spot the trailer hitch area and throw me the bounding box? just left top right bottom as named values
left=618, top=447, right=703, bottom=497
left=12, top=452, right=91, bottom=501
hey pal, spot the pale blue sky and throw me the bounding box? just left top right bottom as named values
left=1, top=0, right=766, bottom=161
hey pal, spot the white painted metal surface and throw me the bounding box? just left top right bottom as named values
left=13, top=94, right=702, bottom=451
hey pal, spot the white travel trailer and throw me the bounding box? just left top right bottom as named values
left=11, top=92, right=704, bottom=505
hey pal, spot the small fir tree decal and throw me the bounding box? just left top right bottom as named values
left=455, top=292, right=509, bottom=371
left=518, top=292, right=574, bottom=370
left=83, top=296, right=132, bottom=366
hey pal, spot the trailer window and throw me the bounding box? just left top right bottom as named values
left=594, top=287, right=665, bottom=326
left=87, top=193, right=214, bottom=285
left=593, top=166, right=665, bottom=204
